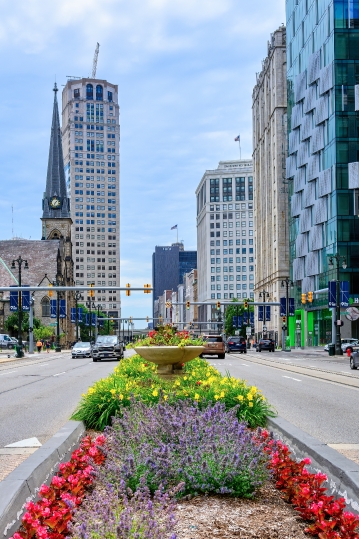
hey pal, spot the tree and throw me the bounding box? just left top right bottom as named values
left=5, top=312, right=41, bottom=335
left=33, top=326, right=55, bottom=341
left=77, top=304, right=113, bottom=341
left=224, top=298, right=254, bottom=338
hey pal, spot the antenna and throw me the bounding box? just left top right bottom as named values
left=92, top=43, right=100, bottom=78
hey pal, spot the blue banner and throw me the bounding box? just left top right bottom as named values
left=243, top=312, right=249, bottom=324
left=258, top=305, right=263, bottom=321
left=280, top=297, right=286, bottom=316
left=250, top=312, right=254, bottom=325
left=10, top=286, right=18, bottom=312
left=71, top=308, right=76, bottom=323
left=78, top=308, right=83, bottom=323
left=98, top=318, right=104, bottom=328
left=265, top=306, right=271, bottom=321
left=22, top=286, right=30, bottom=312
left=289, top=298, right=295, bottom=316
left=85, top=313, right=90, bottom=326
left=60, top=299, right=66, bottom=319
left=328, top=281, right=336, bottom=308
left=340, top=281, right=349, bottom=308
left=232, top=316, right=238, bottom=327
left=50, top=299, right=57, bottom=318
left=92, top=313, right=97, bottom=327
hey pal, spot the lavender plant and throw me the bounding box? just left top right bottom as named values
left=101, top=400, right=270, bottom=498
left=70, top=478, right=180, bottom=539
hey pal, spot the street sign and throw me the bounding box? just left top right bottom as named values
left=246, top=327, right=251, bottom=335
left=235, top=330, right=240, bottom=335
left=263, top=325, right=267, bottom=331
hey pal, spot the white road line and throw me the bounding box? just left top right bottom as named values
left=0, top=370, right=16, bottom=376
left=38, top=364, right=49, bottom=366
left=241, top=364, right=249, bottom=367
left=283, top=375, right=302, bottom=382
left=53, top=372, right=66, bottom=377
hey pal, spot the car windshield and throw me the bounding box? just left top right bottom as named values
left=204, top=336, right=222, bottom=343
left=74, top=342, right=91, bottom=348
left=96, top=336, right=117, bottom=344
left=261, top=340, right=271, bottom=343
left=228, top=338, right=239, bottom=343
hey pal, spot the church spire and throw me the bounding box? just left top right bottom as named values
left=42, top=83, right=70, bottom=221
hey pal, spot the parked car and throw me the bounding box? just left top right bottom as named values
left=324, top=338, right=358, bottom=353
left=350, top=351, right=359, bottom=369
left=72, top=341, right=92, bottom=358
left=341, top=339, right=359, bottom=353
left=0, top=334, right=16, bottom=349
left=92, top=335, right=124, bottom=362
left=200, top=335, right=226, bottom=359
left=256, top=338, right=275, bottom=352
left=226, top=336, right=247, bottom=354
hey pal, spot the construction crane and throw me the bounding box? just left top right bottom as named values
left=91, top=43, right=100, bottom=78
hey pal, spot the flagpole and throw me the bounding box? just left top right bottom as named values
left=177, top=227, right=178, bottom=243
left=239, top=140, right=241, bottom=160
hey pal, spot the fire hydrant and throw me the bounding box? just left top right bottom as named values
left=347, top=348, right=351, bottom=357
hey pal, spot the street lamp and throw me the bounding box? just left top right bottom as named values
left=53, top=273, right=64, bottom=352
left=86, top=299, right=95, bottom=341
left=281, top=278, right=293, bottom=351
left=96, top=304, right=102, bottom=339
left=74, top=292, right=83, bottom=342
left=122, top=319, right=127, bottom=343
left=328, top=254, right=347, bottom=355
left=11, top=256, right=28, bottom=358
left=259, top=289, right=270, bottom=336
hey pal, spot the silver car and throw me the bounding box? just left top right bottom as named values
left=72, top=342, right=92, bottom=358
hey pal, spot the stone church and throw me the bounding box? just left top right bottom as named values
left=0, top=84, right=75, bottom=345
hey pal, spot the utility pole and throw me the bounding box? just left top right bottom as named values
left=328, top=254, right=347, bottom=355
left=11, top=256, right=28, bottom=358
left=259, top=289, right=269, bottom=337
left=281, top=278, right=293, bottom=351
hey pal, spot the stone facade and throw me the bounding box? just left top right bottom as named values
left=252, top=26, right=288, bottom=344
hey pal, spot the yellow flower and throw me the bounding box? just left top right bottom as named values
left=220, top=391, right=225, bottom=398
left=119, top=394, right=124, bottom=400
left=247, top=394, right=253, bottom=401
left=152, top=389, right=159, bottom=397
left=194, top=393, right=200, bottom=401
left=163, top=395, right=168, bottom=401
left=110, top=388, right=116, bottom=395
left=248, top=401, right=254, bottom=407
left=88, top=387, right=95, bottom=395
left=183, top=376, right=188, bottom=380
left=214, top=394, right=219, bottom=400
left=236, top=395, right=244, bottom=401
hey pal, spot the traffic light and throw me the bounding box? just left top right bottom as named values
left=216, top=301, right=221, bottom=310
left=186, top=301, right=190, bottom=310
left=301, top=293, right=306, bottom=304
left=129, top=316, right=133, bottom=324
left=144, top=284, right=151, bottom=294
left=48, top=283, right=53, bottom=297
left=146, top=316, right=149, bottom=323
left=282, top=316, right=287, bottom=323
left=165, top=301, right=172, bottom=308
left=159, top=315, right=163, bottom=324
left=244, top=301, right=248, bottom=309
left=126, top=283, right=131, bottom=296
left=308, top=291, right=313, bottom=302
left=89, top=283, right=95, bottom=298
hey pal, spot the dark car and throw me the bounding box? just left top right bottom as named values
left=92, top=335, right=124, bottom=362
left=227, top=336, right=247, bottom=354
left=256, top=338, right=275, bottom=352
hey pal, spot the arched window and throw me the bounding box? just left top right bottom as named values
left=96, top=85, right=103, bottom=101
left=86, top=84, right=93, bottom=100
left=41, top=297, right=50, bottom=318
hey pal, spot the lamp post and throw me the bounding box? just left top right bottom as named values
left=259, top=289, right=269, bottom=337
left=75, top=292, right=83, bottom=342
left=96, top=304, right=102, bottom=339
left=281, top=278, right=293, bottom=351
left=53, top=273, right=64, bottom=352
left=11, top=256, right=28, bottom=358
left=86, top=299, right=95, bottom=341
left=328, top=254, right=347, bottom=355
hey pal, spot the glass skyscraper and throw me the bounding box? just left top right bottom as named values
left=286, top=0, right=359, bottom=345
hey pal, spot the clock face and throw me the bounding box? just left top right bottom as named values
left=50, top=196, right=61, bottom=209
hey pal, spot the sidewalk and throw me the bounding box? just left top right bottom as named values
left=0, top=349, right=71, bottom=365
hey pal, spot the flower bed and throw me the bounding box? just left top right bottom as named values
left=72, top=354, right=275, bottom=430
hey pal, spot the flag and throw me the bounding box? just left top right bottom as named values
left=171, top=224, right=177, bottom=230
left=234, top=135, right=240, bottom=142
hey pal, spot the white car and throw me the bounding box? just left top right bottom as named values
left=341, top=340, right=359, bottom=353
left=72, top=342, right=92, bottom=358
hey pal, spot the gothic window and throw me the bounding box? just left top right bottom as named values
left=96, top=85, right=103, bottom=101
left=41, top=297, right=50, bottom=317
left=86, top=84, right=94, bottom=100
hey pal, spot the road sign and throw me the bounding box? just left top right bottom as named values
left=246, top=327, right=251, bottom=335
left=263, top=326, right=267, bottom=331
left=235, top=330, right=240, bottom=335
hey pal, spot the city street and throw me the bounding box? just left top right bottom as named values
left=0, top=351, right=121, bottom=448
left=208, top=349, right=359, bottom=445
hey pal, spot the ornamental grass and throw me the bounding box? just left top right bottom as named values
left=72, top=355, right=276, bottom=431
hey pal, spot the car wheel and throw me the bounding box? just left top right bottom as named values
left=218, top=354, right=225, bottom=359
left=350, top=357, right=357, bottom=370
left=244, top=350, right=247, bottom=354
left=199, top=354, right=203, bottom=358
left=258, top=349, right=261, bottom=352
left=93, top=358, right=98, bottom=362
left=256, top=348, right=259, bottom=352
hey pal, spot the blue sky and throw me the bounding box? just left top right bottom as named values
left=0, top=0, right=285, bottom=326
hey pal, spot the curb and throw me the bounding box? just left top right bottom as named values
left=0, top=420, right=86, bottom=539
left=268, top=416, right=359, bottom=513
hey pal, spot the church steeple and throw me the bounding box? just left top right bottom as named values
left=42, top=83, right=71, bottom=224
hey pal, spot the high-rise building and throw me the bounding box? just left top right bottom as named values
left=286, top=0, right=359, bottom=346
left=196, top=160, right=255, bottom=328
left=152, top=243, right=197, bottom=317
left=252, top=26, right=288, bottom=344
left=61, top=78, right=120, bottom=318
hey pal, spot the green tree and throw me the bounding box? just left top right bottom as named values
left=33, top=326, right=55, bottom=341
left=77, top=304, right=113, bottom=341
left=5, top=312, right=41, bottom=335
left=224, top=298, right=254, bottom=338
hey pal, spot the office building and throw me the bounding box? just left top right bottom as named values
left=196, top=160, right=255, bottom=328
left=252, top=26, right=288, bottom=344
left=152, top=243, right=197, bottom=317
left=61, top=78, right=120, bottom=318
left=286, top=0, right=359, bottom=345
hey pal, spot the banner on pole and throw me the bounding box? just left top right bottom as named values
left=71, top=308, right=76, bottom=323
left=78, top=308, right=83, bottom=323
left=280, top=297, right=286, bottom=317
left=92, top=313, right=97, bottom=327
left=266, top=306, right=271, bottom=321
left=258, top=306, right=263, bottom=321
left=22, top=286, right=30, bottom=312
left=85, top=313, right=89, bottom=326
left=50, top=300, right=57, bottom=318
left=289, top=298, right=295, bottom=316
left=10, top=286, right=18, bottom=312
left=328, top=281, right=336, bottom=308
left=340, top=281, right=349, bottom=308
left=60, top=299, right=66, bottom=318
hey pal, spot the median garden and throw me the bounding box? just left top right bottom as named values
left=9, top=328, right=359, bottom=539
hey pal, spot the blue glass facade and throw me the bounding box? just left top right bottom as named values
left=286, top=0, right=359, bottom=341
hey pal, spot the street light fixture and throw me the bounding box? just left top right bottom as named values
left=86, top=299, right=96, bottom=341
left=281, top=278, right=293, bottom=351
left=259, top=289, right=270, bottom=336
left=328, top=254, right=347, bottom=355
left=74, top=291, right=83, bottom=342
left=53, top=273, right=64, bottom=352
left=11, top=256, right=28, bottom=358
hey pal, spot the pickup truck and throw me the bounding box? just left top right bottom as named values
left=92, top=335, right=124, bottom=362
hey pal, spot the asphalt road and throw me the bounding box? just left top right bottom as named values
left=0, top=351, right=121, bottom=447
left=208, top=349, right=359, bottom=444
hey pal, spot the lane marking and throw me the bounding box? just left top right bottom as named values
left=241, top=364, right=249, bottom=367
left=283, top=375, right=302, bottom=382
left=38, top=364, right=49, bottom=366
left=53, top=372, right=66, bottom=377
left=0, top=370, right=16, bottom=376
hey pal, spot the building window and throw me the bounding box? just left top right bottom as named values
left=96, top=85, right=103, bottom=101
left=222, top=178, right=232, bottom=201
left=41, top=297, right=50, bottom=317
left=74, top=88, right=80, bottom=98
left=108, top=91, right=113, bottom=102
left=86, top=84, right=93, bottom=100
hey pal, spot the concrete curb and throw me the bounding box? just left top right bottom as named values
left=0, top=420, right=86, bottom=539
left=268, top=416, right=359, bottom=513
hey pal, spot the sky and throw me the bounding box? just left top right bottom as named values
left=0, top=0, right=285, bottom=326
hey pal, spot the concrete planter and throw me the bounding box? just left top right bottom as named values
left=133, top=346, right=204, bottom=377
